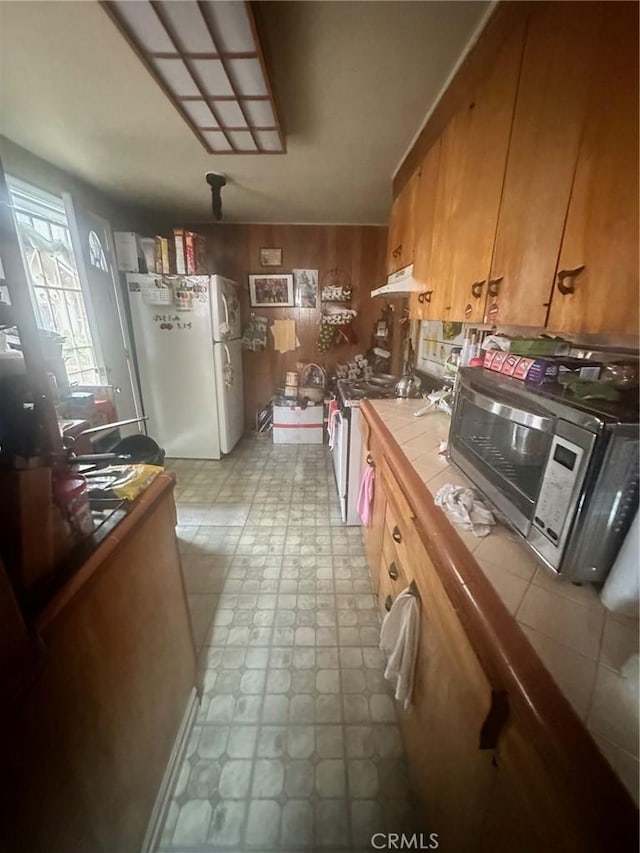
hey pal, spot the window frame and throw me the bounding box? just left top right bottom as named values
left=7, top=175, right=104, bottom=387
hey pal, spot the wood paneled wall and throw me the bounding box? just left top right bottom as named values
left=202, top=224, right=390, bottom=427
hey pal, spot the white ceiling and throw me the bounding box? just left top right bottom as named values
left=0, top=1, right=490, bottom=224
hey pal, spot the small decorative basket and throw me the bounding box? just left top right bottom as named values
left=299, top=363, right=326, bottom=402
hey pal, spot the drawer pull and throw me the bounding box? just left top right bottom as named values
left=388, top=561, right=399, bottom=581
left=479, top=690, right=510, bottom=750
left=471, top=279, right=486, bottom=299
left=556, top=265, right=585, bottom=295
left=384, top=595, right=393, bottom=612
left=392, top=525, right=402, bottom=544
left=487, top=276, right=503, bottom=297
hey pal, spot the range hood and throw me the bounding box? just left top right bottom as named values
left=371, top=264, right=423, bottom=297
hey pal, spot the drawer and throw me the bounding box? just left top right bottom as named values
left=382, top=523, right=410, bottom=596
left=377, top=551, right=396, bottom=617
left=384, top=498, right=414, bottom=574
left=359, top=414, right=371, bottom=450
left=381, top=457, right=415, bottom=530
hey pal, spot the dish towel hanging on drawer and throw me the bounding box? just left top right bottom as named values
left=357, top=463, right=375, bottom=526
left=327, top=400, right=339, bottom=449
left=380, top=587, right=420, bottom=710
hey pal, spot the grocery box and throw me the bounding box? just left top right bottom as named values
left=509, top=337, right=569, bottom=357
left=273, top=404, right=324, bottom=444
left=524, top=358, right=560, bottom=386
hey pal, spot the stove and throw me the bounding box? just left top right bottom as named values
left=337, top=378, right=397, bottom=407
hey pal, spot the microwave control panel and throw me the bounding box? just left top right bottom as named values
left=533, top=436, right=585, bottom=559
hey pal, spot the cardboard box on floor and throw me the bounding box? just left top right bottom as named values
left=273, top=405, right=323, bottom=445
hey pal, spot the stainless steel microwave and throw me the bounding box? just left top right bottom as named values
left=449, top=368, right=639, bottom=583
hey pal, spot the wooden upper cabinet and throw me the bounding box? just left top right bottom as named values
left=446, top=22, right=524, bottom=322
left=546, top=4, right=639, bottom=336
left=485, top=2, right=604, bottom=327
left=410, top=139, right=441, bottom=320
left=386, top=169, right=420, bottom=275
left=426, top=107, right=473, bottom=318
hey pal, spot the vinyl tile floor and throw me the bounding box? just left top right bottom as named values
left=158, top=437, right=419, bottom=852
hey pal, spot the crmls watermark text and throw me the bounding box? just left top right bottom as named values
left=371, top=832, right=439, bottom=850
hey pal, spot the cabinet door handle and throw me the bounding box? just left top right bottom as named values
left=471, top=280, right=486, bottom=299
left=479, top=690, right=510, bottom=750
left=388, top=561, right=399, bottom=581
left=366, top=453, right=375, bottom=467
left=557, top=265, right=585, bottom=295
left=392, top=244, right=402, bottom=259
left=418, top=290, right=432, bottom=304
left=392, top=526, right=402, bottom=544
left=384, top=594, right=393, bottom=612
left=487, top=276, right=503, bottom=297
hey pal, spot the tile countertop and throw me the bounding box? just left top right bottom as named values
left=369, top=397, right=639, bottom=803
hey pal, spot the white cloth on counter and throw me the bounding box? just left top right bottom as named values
left=434, top=483, right=495, bottom=538
left=380, top=587, right=421, bottom=710
left=601, top=511, right=639, bottom=618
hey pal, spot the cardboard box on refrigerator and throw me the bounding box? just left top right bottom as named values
left=273, top=405, right=323, bottom=444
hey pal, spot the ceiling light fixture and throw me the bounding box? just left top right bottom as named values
left=205, top=171, right=227, bottom=220
left=101, top=1, right=284, bottom=155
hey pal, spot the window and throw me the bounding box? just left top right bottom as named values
left=8, top=179, right=101, bottom=385
left=88, top=230, right=108, bottom=272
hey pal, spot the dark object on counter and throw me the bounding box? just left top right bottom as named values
left=600, top=361, right=640, bottom=390
left=110, top=434, right=165, bottom=467
left=558, top=373, right=621, bottom=401
left=0, top=375, right=46, bottom=458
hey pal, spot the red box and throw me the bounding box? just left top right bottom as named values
left=501, top=354, right=522, bottom=376
left=513, top=357, right=535, bottom=381
left=489, top=352, right=508, bottom=372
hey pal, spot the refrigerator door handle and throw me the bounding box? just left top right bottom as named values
left=223, top=343, right=231, bottom=364
left=218, top=291, right=232, bottom=340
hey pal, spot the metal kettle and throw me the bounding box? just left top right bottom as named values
left=395, top=369, right=423, bottom=398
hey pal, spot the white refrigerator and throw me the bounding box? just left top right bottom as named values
left=126, top=274, right=244, bottom=459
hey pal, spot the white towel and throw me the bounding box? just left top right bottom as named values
left=434, top=483, right=495, bottom=538
left=380, top=588, right=421, bottom=710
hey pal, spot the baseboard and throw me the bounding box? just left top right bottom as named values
left=140, top=686, right=199, bottom=853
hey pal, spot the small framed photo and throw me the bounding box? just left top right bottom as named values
left=259, top=247, right=283, bottom=267
left=293, top=268, right=319, bottom=308
left=249, top=274, right=294, bottom=307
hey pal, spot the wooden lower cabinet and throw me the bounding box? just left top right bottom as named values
left=399, top=537, right=497, bottom=850
left=361, top=405, right=638, bottom=851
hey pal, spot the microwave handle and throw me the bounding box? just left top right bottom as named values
left=460, top=375, right=554, bottom=433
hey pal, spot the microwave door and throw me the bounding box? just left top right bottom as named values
left=451, top=387, right=554, bottom=534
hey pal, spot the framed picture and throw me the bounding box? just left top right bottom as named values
left=259, top=247, right=283, bottom=267
left=249, top=274, right=294, bottom=307
left=293, top=268, right=319, bottom=308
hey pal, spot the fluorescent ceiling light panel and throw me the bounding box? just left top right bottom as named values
left=215, top=101, right=248, bottom=129
left=191, top=59, right=234, bottom=97
left=153, top=58, right=200, bottom=97
left=182, top=100, right=219, bottom=128
left=255, top=130, right=282, bottom=151
left=160, top=2, right=217, bottom=53
left=202, top=131, right=233, bottom=152
left=227, top=58, right=268, bottom=97
left=102, top=0, right=284, bottom=153
left=243, top=100, right=276, bottom=128
left=227, top=130, right=257, bottom=152
left=201, top=1, right=255, bottom=53
left=111, top=0, right=173, bottom=52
